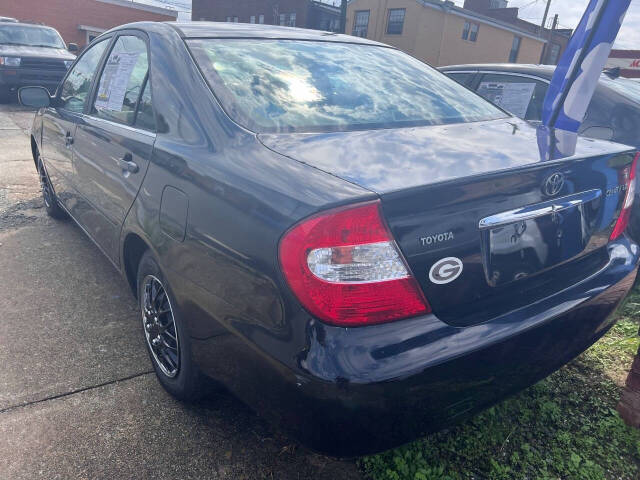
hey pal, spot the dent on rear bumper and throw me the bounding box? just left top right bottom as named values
left=194, top=240, right=638, bottom=456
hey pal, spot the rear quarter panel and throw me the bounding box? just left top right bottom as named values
left=121, top=23, right=375, bottom=364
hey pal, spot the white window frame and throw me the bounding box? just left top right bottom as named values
left=78, top=25, right=106, bottom=46
left=352, top=10, right=370, bottom=38
left=386, top=8, right=405, bottom=35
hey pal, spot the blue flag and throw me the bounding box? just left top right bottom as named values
left=542, top=0, right=631, bottom=132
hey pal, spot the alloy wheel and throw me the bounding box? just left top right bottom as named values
left=141, top=275, right=180, bottom=378
left=38, top=161, right=53, bottom=208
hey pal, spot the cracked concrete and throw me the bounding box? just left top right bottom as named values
left=0, top=104, right=362, bottom=480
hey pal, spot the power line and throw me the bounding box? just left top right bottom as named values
left=517, top=0, right=543, bottom=12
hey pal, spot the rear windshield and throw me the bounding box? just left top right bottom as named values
left=187, top=39, right=507, bottom=133
left=0, top=25, right=66, bottom=49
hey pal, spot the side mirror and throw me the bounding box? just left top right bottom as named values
left=18, top=86, right=51, bottom=108
left=68, top=43, right=79, bottom=53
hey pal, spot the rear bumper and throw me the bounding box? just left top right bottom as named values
left=0, top=67, right=65, bottom=94
left=192, top=239, right=639, bottom=456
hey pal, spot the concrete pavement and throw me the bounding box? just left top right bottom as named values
left=0, top=104, right=362, bottom=479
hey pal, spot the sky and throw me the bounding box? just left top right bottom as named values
left=452, top=0, right=640, bottom=49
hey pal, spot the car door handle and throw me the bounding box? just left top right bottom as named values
left=119, top=154, right=139, bottom=174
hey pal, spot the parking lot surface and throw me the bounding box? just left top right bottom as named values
left=0, top=104, right=362, bottom=479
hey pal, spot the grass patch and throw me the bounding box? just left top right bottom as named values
left=361, top=288, right=640, bottom=480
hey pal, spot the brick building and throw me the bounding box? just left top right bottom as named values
left=463, top=0, right=571, bottom=65
left=192, top=0, right=341, bottom=32
left=0, top=0, right=178, bottom=48
left=346, top=0, right=548, bottom=67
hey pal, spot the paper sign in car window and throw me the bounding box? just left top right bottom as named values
left=95, top=52, right=140, bottom=112
left=477, top=82, right=536, bottom=119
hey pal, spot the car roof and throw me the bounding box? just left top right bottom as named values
left=440, top=63, right=556, bottom=79
left=0, top=22, right=57, bottom=29
left=168, top=21, right=388, bottom=46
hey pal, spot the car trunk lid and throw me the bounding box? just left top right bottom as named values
left=260, top=119, right=636, bottom=326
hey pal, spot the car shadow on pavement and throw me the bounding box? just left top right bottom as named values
left=0, top=212, right=362, bottom=479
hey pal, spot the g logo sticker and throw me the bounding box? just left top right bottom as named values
left=429, top=257, right=463, bottom=285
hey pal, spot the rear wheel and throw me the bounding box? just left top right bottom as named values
left=137, top=250, right=206, bottom=401
left=38, top=157, right=67, bottom=219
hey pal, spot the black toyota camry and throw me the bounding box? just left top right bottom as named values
left=20, top=22, right=639, bottom=456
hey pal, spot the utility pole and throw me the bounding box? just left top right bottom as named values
left=340, top=0, right=347, bottom=33
left=540, top=0, right=552, bottom=35
left=539, top=0, right=555, bottom=65
left=540, top=14, right=559, bottom=64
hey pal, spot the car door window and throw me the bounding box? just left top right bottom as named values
left=59, top=39, right=109, bottom=113
left=133, top=78, right=155, bottom=131
left=92, top=35, right=149, bottom=125
left=476, top=73, right=548, bottom=121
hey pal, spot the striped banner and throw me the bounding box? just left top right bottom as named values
left=542, top=0, right=631, bottom=132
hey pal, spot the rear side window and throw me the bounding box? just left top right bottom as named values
left=59, top=39, right=109, bottom=113
left=476, top=73, right=548, bottom=121
left=93, top=35, right=149, bottom=126
left=446, top=72, right=474, bottom=87
left=603, top=77, right=640, bottom=104
left=187, top=39, right=506, bottom=133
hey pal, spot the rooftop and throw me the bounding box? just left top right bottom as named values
left=96, top=0, right=179, bottom=18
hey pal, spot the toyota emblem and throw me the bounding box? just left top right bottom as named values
left=542, top=172, right=565, bottom=196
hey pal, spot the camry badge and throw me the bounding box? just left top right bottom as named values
left=542, top=172, right=565, bottom=196
left=429, top=257, right=463, bottom=285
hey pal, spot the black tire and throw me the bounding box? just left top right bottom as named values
left=137, top=250, right=206, bottom=401
left=37, top=157, right=67, bottom=220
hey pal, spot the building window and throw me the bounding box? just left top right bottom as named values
left=352, top=10, right=370, bottom=37
left=259, top=14, right=264, bottom=24
left=386, top=8, right=405, bottom=35
left=78, top=25, right=106, bottom=46
left=279, top=13, right=286, bottom=25
left=226, top=16, right=238, bottom=23
left=289, top=12, right=296, bottom=27
left=548, top=43, right=561, bottom=64
left=250, top=15, right=256, bottom=23
left=462, top=21, right=479, bottom=42
left=509, top=35, right=521, bottom=62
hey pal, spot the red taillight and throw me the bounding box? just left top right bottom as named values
left=279, top=201, right=431, bottom=327
left=610, top=152, right=639, bottom=241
